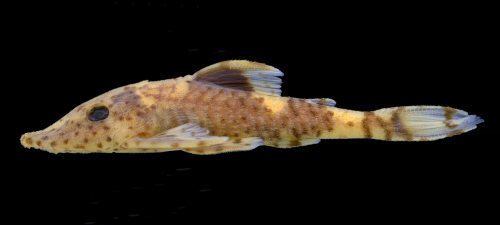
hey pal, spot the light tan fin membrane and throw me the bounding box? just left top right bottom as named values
left=266, top=138, right=321, bottom=148
left=193, top=60, right=284, bottom=96
left=127, top=123, right=229, bottom=149
left=183, top=137, right=263, bottom=155
left=306, top=98, right=336, bottom=107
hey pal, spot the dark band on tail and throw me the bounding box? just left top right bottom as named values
left=362, top=112, right=396, bottom=140
left=367, top=106, right=483, bottom=141
left=390, top=107, right=413, bottom=141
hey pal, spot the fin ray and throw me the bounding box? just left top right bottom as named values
left=193, top=60, right=284, bottom=96
left=183, top=137, right=263, bottom=155
left=128, top=123, right=229, bottom=149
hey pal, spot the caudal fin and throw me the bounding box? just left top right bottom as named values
left=373, top=106, right=483, bottom=141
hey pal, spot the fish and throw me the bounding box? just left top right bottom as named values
left=20, top=60, right=483, bottom=154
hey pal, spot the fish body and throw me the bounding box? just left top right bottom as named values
left=20, top=60, right=483, bottom=154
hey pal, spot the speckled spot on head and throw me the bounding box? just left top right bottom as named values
left=97, top=142, right=103, bottom=148
left=347, top=121, right=354, bottom=127
left=106, top=136, right=112, bottom=142
left=42, top=136, right=48, bottom=141
left=63, top=139, right=69, bottom=144
left=83, top=138, right=89, bottom=143
left=36, top=140, right=42, bottom=146
left=25, top=138, right=33, bottom=145
left=197, top=141, right=206, bottom=146
left=50, top=141, right=57, bottom=147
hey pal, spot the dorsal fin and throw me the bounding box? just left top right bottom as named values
left=193, top=60, right=284, bottom=96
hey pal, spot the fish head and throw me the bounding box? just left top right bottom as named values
left=20, top=81, right=158, bottom=153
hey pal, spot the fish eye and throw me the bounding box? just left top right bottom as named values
left=88, top=106, right=109, bottom=122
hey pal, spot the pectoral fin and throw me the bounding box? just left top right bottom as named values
left=183, top=137, right=263, bottom=155
left=127, top=123, right=229, bottom=150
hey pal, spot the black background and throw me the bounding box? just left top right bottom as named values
left=4, top=1, right=496, bottom=224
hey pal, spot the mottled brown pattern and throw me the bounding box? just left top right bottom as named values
left=19, top=60, right=483, bottom=155
left=166, top=82, right=335, bottom=147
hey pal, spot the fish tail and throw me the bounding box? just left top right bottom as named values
left=361, top=106, right=484, bottom=141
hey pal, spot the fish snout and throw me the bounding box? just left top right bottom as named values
left=20, top=132, right=37, bottom=149
left=20, top=130, right=59, bottom=152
